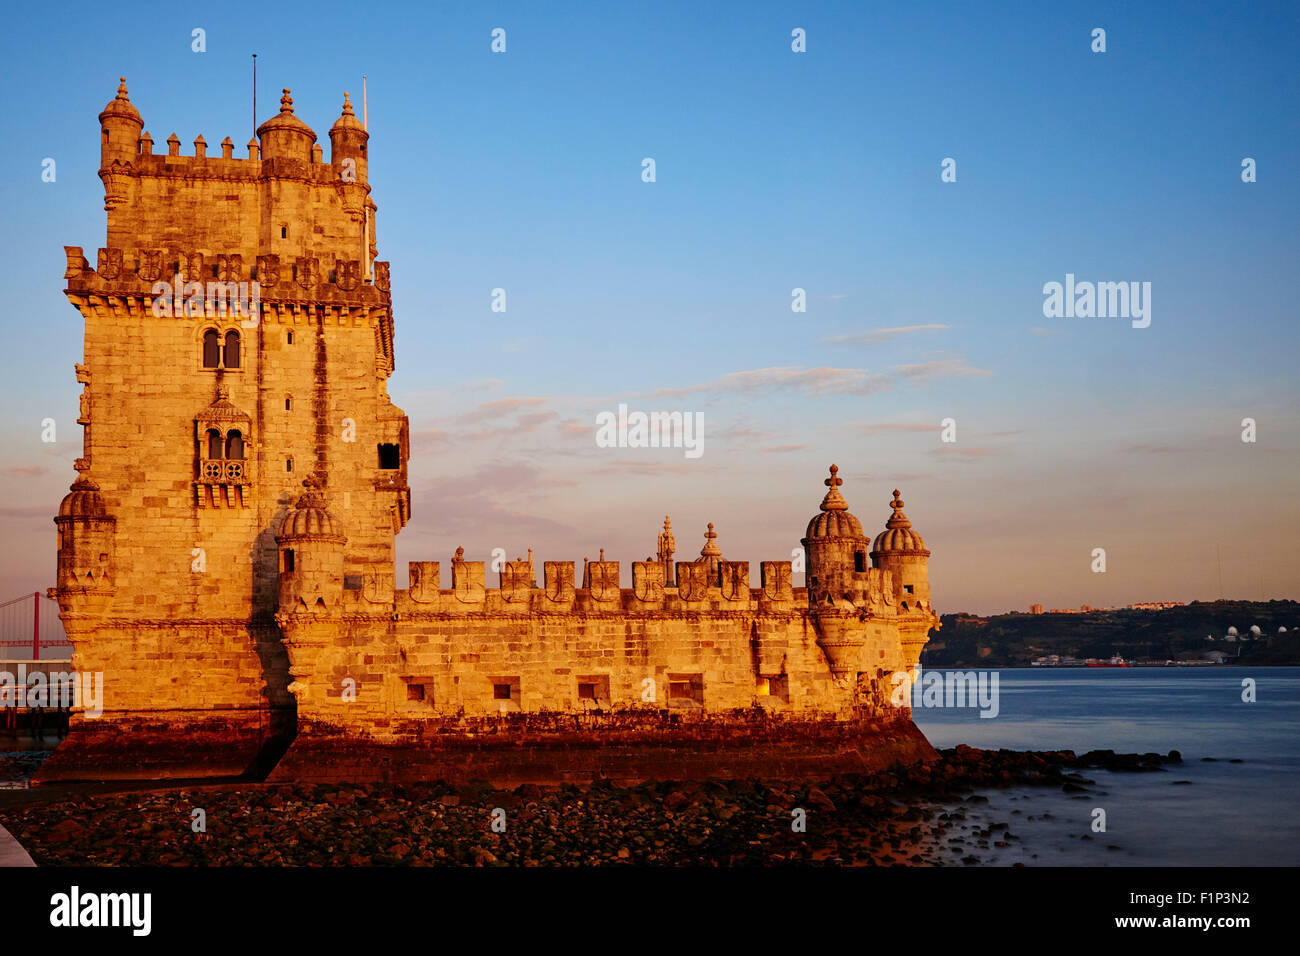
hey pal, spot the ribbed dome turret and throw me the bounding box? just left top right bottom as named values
left=98, top=77, right=141, bottom=125
left=696, top=522, right=723, bottom=577
left=329, top=91, right=365, bottom=134
left=804, top=464, right=865, bottom=539
left=257, top=88, right=317, bottom=161
left=277, top=475, right=345, bottom=541
left=58, top=476, right=109, bottom=519
left=871, top=490, right=929, bottom=554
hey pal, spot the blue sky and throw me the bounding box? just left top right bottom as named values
left=1, top=0, right=1297, bottom=613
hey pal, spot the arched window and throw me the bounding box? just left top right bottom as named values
left=202, top=330, right=220, bottom=368
left=223, top=331, right=241, bottom=369
left=225, top=430, right=244, bottom=460
left=207, top=429, right=223, bottom=460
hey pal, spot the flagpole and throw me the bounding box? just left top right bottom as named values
left=362, top=74, right=370, bottom=280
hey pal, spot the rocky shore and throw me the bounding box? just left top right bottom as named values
left=0, top=746, right=1184, bottom=866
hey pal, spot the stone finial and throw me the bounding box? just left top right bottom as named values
left=819, top=464, right=849, bottom=512
left=216, top=384, right=230, bottom=401
left=454, top=546, right=465, bottom=563
left=886, top=489, right=912, bottom=530
left=139, top=131, right=153, bottom=154
left=279, top=88, right=294, bottom=113
left=341, top=91, right=354, bottom=116
left=115, top=77, right=129, bottom=101
left=166, top=132, right=180, bottom=156
left=247, top=137, right=259, bottom=160
left=657, top=515, right=675, bottom=554
left=220, top=136, right=233, bottom=159
left=293, top=473, right=327, bottom=509
left=194, top=134, right=207, bottom=158
left=700, top=522, right=721, bottom=558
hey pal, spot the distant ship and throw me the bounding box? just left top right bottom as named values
left=1086, top=656, right=1130, bottom=668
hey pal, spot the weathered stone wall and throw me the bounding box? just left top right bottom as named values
left=279, top=562, right=916, bottom=732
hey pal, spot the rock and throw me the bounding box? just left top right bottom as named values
left=805, top=788, right=836, bottom=812
left=44, top=819, right=85, bottom=843
left=662, top=790, right=691, bottom=812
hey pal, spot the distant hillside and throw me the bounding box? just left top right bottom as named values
left=921, top=600, right=1300, bottom=668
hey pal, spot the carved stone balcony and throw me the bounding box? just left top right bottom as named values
left=199, top=458, right=250, bottom=485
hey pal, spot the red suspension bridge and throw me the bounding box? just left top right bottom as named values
left=0, top=592, right=72, bottom=661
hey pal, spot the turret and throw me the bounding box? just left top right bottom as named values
left=869, top=490, right=931, bottom=612
left=801, top=465, right=872, bottom=683
left=870, top=489, right=938, bottom=670
left=98, top=77, right=142, bottom=166
left=800, top=464, right=871, bottom=604
left=275, top=475, right=347, bottom=613
left=329, top=92, right=369, bottom=185
left=696, top=522, right=722, bottom=582
left=54, top=475, right=117, bottom=615
left=97, top=78, right=141, bottom=209
left=256, top=88, right=317, bottom=162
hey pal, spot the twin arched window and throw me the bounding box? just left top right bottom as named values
left=206, top=429, right=245, bottom=460
left=202, top=329, right=241, bottom=369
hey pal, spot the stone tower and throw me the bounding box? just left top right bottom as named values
left=43, top=79, right=410, bottom=780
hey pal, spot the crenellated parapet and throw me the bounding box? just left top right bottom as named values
left=63, top=246, right=391, bottom=304
left=99, top=82, right=371, bottom=188
left=341, top=556, right=810, bottom=617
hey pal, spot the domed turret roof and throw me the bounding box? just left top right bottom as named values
left=695, top=522, right=723, bottom=575
left=329, top=92, right=366, bottom=134
left=804, top=465, right=866, bottom=539
left=58, top=475, right=110, bottom=519
left=277, top=475, right=345, bottom=542
left=256, top=88, right=317, bottom=142
left=872, top=490, right=928, bottom=554
left=99, top=77, right=141, bottom=125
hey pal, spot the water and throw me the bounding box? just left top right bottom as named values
left=912, top=666, right=1300, bottom=865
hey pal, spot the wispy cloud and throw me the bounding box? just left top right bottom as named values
left=931, top=445, right=1000, bottom=461
left=892, top=358, right=991, bottom=382
left=461, top=397, right=550, bottom=424
left=1121, top=443, right=1187, bottom=455
left=825, top=324, right=949, bottom=347
left=459, top=410, right=561, bottom=441
left=849, top=423, right=935, bottom=437
left=649, top=366, right=893, bottom=398
left=0, top=466, right=47, bottom=478
left=759, top=444, right=809, bottom=453
left=644, top=356, right=988, bottom=402
left=588, top=460, right=707, bottom=476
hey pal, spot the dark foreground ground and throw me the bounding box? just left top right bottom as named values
left=0, top=747, right=1184, bottom=866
